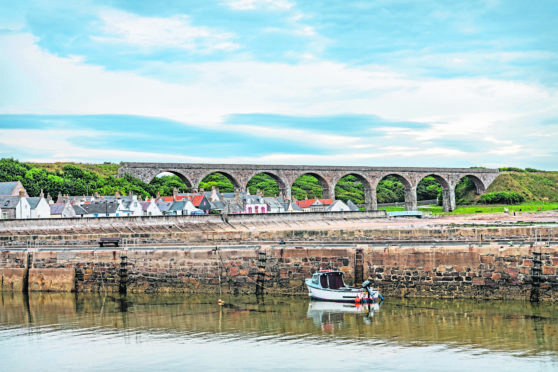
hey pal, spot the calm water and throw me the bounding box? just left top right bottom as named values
left=1, top=292, right=557, bottom=371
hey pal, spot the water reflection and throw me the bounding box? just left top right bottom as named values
left=0, top=292, right=557, bottom=370
left=307, top=301, right=380, bottom=331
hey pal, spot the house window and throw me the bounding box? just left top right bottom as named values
left=248, top=207, right=252, bottom=213
left=2, top=212, right=7, bottom=219
left=262, top=207, right=266, bottom=213
left=255, top=206, right=259, bottom=213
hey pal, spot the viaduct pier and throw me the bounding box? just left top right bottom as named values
left=118, top=162, right=499, bottom=212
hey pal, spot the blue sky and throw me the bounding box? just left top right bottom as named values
left=0, top=0, right=557, bottom=169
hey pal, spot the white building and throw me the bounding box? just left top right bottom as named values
left=0, top=196, right=31, bottom=219
left=141, top=199, right=162, bottom=216
left=28, top=197, right=51, bottom=218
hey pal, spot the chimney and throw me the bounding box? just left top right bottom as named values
left=210, top=186, right=218, bottom=202
left=47, top=193, right=52, bottom=204
left=257, top=189, right=263, bottom=197
left=57, top=192, right=63, bottom=204
left=246, top=188, right=251, bottom=196
left=94, top=191, right=100, bottom=199
left=115, top=190, right=121, bottom=199
left=173, top=187, right=178, bottom=199
left=19, top=189, right=25, bottom=197
left=39, top=189, right=44, bottom=199
left=200, top=188, right=204, bottom=193
left=156, top=191, right=161, bottom=199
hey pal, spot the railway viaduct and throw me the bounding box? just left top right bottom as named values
left=118, top=163, right=499, bottom=212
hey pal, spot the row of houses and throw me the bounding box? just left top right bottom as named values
left=0, top=181, right=359, bottom=219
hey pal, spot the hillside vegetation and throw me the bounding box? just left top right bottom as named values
left=486, top=171, right=558, bottom=201
left=1, top=159, right=557, bottom=206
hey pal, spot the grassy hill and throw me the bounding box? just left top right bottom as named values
left=486, top=171, right=558, bottom=201
left=28, top=162, right=120, bottom=179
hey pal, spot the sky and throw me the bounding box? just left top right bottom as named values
left=0, top=0, right=557, bottom=169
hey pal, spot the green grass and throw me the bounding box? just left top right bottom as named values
left=379, top=202, right=558, bottom=215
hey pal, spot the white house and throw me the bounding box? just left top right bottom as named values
left=181, top=199, right=203, bottom=215
left=28, top=197, right=51, bottom=218
left=263, top=197, right=285, bottom=213
left=0, top=196, right=31, bottom=219
left=327, top=200, right=351, bottom=212
left=141, top=199, right=162, bottom=216
left=80, top=200, right=120, bottom=217
left=117, top=195, right=143, bottom=217
left=49, top=202, right=77, bottom=218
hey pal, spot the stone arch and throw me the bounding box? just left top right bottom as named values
left=374, top=173, right=415, bottom=211
left=152, top=170, right=194, bottom=190
left=291, top=172, right=333, bottom=200
left=196, top=170, right=242, bottom=192
left=418, top=174, right=452, bottom=212
left=245, top=171, right=288, bottom=197
left=456, top=174, right=487, bottom=195
left=333, top=172, right=372, bottom=210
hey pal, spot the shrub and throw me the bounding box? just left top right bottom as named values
left=499, top=167, right=525, bottom=172
left=479, top=192, right=525, bottom=205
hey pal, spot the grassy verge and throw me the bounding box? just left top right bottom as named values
left=379, top=202, right=558, bottom=215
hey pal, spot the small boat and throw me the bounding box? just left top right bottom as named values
left=305, top=269, right=383, bottom=303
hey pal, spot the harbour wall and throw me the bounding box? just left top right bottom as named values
left=1, top=243, right=557, bottom=301
left=2, top=223, right=558, bottom=248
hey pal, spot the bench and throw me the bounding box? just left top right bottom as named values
left=98, top=237, right=120, bottom=247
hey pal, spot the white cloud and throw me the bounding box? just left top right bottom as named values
left=1, top=32, right=557, bottom=168
left=91, top=9, right=240, bottom=52
left=224, top=0, right=293, bottom=11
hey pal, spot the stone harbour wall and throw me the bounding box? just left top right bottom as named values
left=1, top=243, right=557, bottom=301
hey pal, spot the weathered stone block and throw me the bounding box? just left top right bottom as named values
left=543, top=266, right=556, bottom=275
left=0, top=268, right=26, bottom=292
left=28, top=268, right=75, bottom=292
left=472, top=278, right=485, bottom=285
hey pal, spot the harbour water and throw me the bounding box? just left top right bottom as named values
left=1, top=292, right=557, bottom=371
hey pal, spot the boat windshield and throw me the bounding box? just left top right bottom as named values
left=320, top=272, right=345, bottom=289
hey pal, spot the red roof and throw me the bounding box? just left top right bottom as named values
left=153, top=194, right=204, bottom=205
left=191, top=195, right=204, bottom=206
left=296, top=198, right=334, bottom=208
left=296, top=199, right=318, bottom=208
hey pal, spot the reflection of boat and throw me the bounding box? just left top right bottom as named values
left=307, top=301, right=380, bottom=314
left=305, top=269, right=383, bottom=303
left=306, top=301, right=381, bottom=328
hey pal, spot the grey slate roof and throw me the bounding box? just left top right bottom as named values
left=27, top=197, right=42, bottom=210
left=0, top=196, right=22, bottom=209
left=156, top=200, right=173, bottom=212
left=81, top=201, right=119, bottom=215
left=72, top=205, right=88, bottom=215
left=169, top=200, right=186, bottom=211
left=263, top=197, right=283, bottom=209
left=0, top=182, right=19, bottom=196
left=49, top=203, right=66, bottom=215
left=346, top=200, right=359, bottom=212
left=225, top=202, right=244, bottom=213
left=140, top=201, right=152, bottom=212
left=210, top=200, right=226, bottom=210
